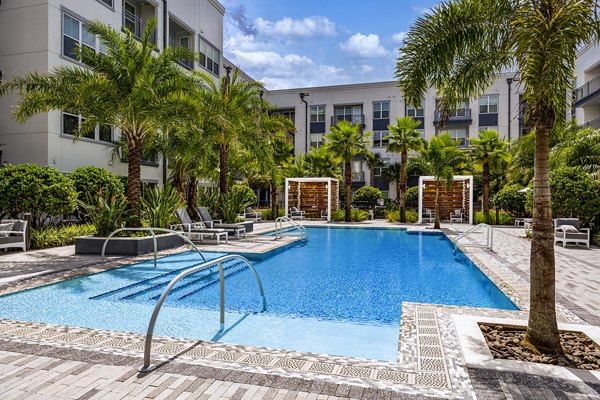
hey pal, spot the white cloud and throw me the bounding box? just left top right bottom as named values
left=254, top=16, right=336, bottom=37
left=339, top=33, right=388, bottom=58
left=391, top=32, right=406, bottom=45
left=413, top=5, right=431, bottom=14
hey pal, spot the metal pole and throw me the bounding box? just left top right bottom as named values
left=219, top=261, right=225, bottom=329
left=151, top=230, right=157, bottom=267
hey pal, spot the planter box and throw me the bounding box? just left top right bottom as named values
left=238, top=221, right=254, bottom=233
left=75, top=233, right=184, bottom=256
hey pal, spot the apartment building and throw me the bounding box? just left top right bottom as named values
left=265, top=73, right=522, bottom=199
left=0, top=0, right=224, bottom=184
left=573, top=42, right=600, bottom=129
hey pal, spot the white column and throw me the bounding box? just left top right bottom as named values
left=284, top=178, right=289, bottom=218
left=418, top=176, right=423, bottom=224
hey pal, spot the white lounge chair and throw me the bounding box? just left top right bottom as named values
left=554, top=218, right=590, bottom=248
left=289, top=207, right=305, bottom=220
left=172, top=208, right=228, bottom=244
left=0, top=219, right=28, bottom=252
left=422, top=208, right=435, bottom=223
left=450, top=209, right=464, bottom=223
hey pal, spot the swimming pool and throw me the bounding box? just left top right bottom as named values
left=0, top=227, right=516, bottom=361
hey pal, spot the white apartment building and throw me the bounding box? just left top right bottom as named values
left=0, top=0, right=225, bottom=184
left=265, top=73, right=523, bottom=199
left=573, top=42, right=600, bottom=129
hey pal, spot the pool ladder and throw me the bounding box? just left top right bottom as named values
left=274, top=216, right=307, bottom=240
left=452, top=223, right=494, bottom=251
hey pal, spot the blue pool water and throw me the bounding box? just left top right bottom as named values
left=0, top=227, right=516, bottom=361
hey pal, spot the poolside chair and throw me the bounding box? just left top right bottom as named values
left=243, top=207, right=262, bottom=221
left=196, top=207, right=246, bottom=239
left=450, top=209, right=464, bottom=223
left=422, top=208, right=435, bottom=223
left=0, top=219, right=28, bottom=252
left=172, top=208, right=228, bottom=244
left=554, top=218, right=590, bottom=248
left=289, top=207, right=305, bottom=220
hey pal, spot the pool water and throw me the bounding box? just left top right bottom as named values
left=0, top=227, right=516, bottom=361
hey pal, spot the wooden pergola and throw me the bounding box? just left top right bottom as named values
left=285, top=178, right=339, bottom=221
left=417, top=175, right=474, bottom=224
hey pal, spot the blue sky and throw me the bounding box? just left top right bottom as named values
left=220, top=0, right=439, bottom=89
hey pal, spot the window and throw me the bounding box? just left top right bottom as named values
left=62, top=112, right=113, bottom=143
left=97, top=0, right=113, bottom=7
left=310, top=105, right=325, bottom=122
left=373, top=101, right=390, bottom=119
left=448, top=101, right=468, bottom=117
left=478, top=126, right=498, bottom=133
left=63, top=13, right=98, bottom=61
left=198, top=36, right=220, bottom=75
left=479, top=95, right=498, bottom=114
left=273, top=109, right=295, bottom=122
left=441, top=128, right=468, bottom=146
left=310, top=133, right=325, bottom=149
left=373, top=131, right=389, bottom=148
left=334, top=105, right=362, bottom=124
left=416, top=129, right=425, bottom=137
left=407, top=102, right=424, bottom=118
left=374, top=158, right=390, bottom=176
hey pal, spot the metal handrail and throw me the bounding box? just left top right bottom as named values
left=453, top=223, right=493, bottom=251
left=138, top=254, right=267, bottom=372
left=274, top=216, right=307, bottom=240
left=101, top=227, right=207, bottom=267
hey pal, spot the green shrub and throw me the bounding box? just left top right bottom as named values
left=353, top=186, right=382, bottom=205
left=474, top=210, right=514, bottom=225
left=219, top=188, right=256, bottom=223
left=493, top=185, right=528, bottom=217
left=261, top=208, right=285, bottom=220
left=387, top=210, right=400, bottom=222
left=31, top=224, right=95, bottom=249
left=141, top=185, right=183, bottom=228
left=69, top=166, right=124, bottom=201
left=230, top=185, right=257, bottom=205
left=78, top=192, right=128, bottom=237
left=405, top=186, right=419, bottom=204
left=548, top=167, right=600, bottom=223
left=0, top=164, right=77, bottom=227
left=331, top=209, right=368, bottom=222
left=387, top=209, right=418, bottom=223
left=197, top=187, right=219, bottom=217
left=593, top=232, right=600, bottom=247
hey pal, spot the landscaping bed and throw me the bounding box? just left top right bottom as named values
left=480, top=323, right=600, bottom=370
left=75, top=233, right=184, bottom=256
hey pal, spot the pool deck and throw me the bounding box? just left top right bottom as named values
left=0, top=221, right=598, bottom=399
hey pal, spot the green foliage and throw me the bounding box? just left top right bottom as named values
left=405, top=186, right=419, bottom=204
left=304, top=147, right=341, bottom=178
left=353, top=186, right=382, bottom=205
left=230, top=185, right=257, bottom=206
left=197, top=187, right=219, bottom=216
left=69, top=166, right=124, bottom=201
left=474, top=210, right=514, bottom=225
left=547, top=167, right=600, bottom=223
left=325, top=120, right=372, bottom=162
left=0, top=164, right=77, bottom=227
left=31, top=224, right=95, bottom=250
left=140, top=185, right=183, bottom=228
left=331, top=209, right=368, bottom=222
left=261, top=208, right=285, bottom=220
left=387, top=209, right=418, bottom=223
left=219, top=188, right=256, bottom=223
left=493, top=185, right=528, bottom=217
left=387, top=210, right=400, bottom=222
left=77, top=192, right=128, bottom=237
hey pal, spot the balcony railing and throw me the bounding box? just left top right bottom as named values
left=574, top=75, right=600, bottom=104
left=169, top=39, right=193, bottom=69
left=583, top=117, right=600, bottom=129
left=123, top=9, right=156, bottom=44
left=331, top=114, right=365, bottom=127
left=433, top=108, right=472, bottom=125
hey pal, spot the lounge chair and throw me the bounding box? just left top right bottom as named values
left=450, top=209, right=464, bottom=223
left=422, top=208, right=435, bottom=223
left=196, top=207, right=246, bottom=239
left=0, top=219, right=28, bottom=252
left=289, top=207, right=305, bottom=220
left=554, top=218, right=590, bottom=248
left=242, top=207, right=262, bottom=221
left=172, top=208, right=228, bottom=244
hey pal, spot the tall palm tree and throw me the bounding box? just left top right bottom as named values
left=364, top=152, right=384, bottom=187
left=383, top=163, right=402, bottom=202
left=0, top=19, right=198, bottom=226
left=284, top=154, right=309, bottom=178
left=325, top=121, right=372, bottom=222
left=305, top=146, right=342, bottom=178
left=396, top=0, right=599, bottom=354
left=420, top=134, right=466, bottom=229
left=385, top=117, right=425, bottom=222
left=469, top=129, right=510, bottom=224
left=194, top=68, right=264, bottom=196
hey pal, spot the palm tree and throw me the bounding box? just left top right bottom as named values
left=383, top=163, right=402, bottom=202
left=194, top=68, right=264, bottom=196
left=305, top=146, right=342, bottom=178
left=552, top=123, right=600, bottom=177
left=284, top=154, right=309, bottom=178
left=0, top=19, right=198, bottom=226
left=469, top=129, right=510, bottom=224
left=364, top=152, right=384, bottom=187
left=325, top=121, right=372, bottom=222
left=385, top=117, right=425, bottom=222
left=396, top=0, right=598, bottom=354
left=420, top=134, right=466, bottom=229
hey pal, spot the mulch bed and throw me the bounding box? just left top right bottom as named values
left=480, top=324, right=600, bottom=370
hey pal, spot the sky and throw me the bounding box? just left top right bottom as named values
left=220, top=0, right=439, bottom=90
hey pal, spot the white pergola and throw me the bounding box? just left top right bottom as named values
left=285, top=177, right=339, bottom=222
left=417, top=175, right=474, bottom=224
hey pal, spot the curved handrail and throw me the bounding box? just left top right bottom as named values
left=274, top=216, right=307, bottom=240
left=101, top=227, right=207, bottom=267
left=453, top=223, right=493, bottom=251
left=138, top=254, right=267, bottom=372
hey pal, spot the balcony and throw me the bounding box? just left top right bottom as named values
left=583, top=117, right=600, bottom=129
left=331, top=114, right=365, bottom=128
left=433, top=108, right=472, bottom=126
left=574, top=75, right=600, bottom=107
left=169, top=39, right=193, bottom=69
left=123, top=8, right=156, bottom=44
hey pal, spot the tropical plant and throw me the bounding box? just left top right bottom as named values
left=69, top=166, right=125, bottom=202
left=218, top=187, right=256, bottom=223
left=31, top=224, right=96, bottom=250
left=552, top=124, right=600, bottom=176
left=0, top=19, right=198, bottom=226
left=395, top=0, right=599, bottom=353
left=140, top=185, right=183, bottom=229
left=383, top=162, right=402, bottom=202
left=230, top=185, right=258, bottom=206
left=331, top=209, right=368, bottom=222
left=0, top=164, right=78, bottom=227
left=325, top=120, right=372, bottom=222
left=548, top=167, right=600, bottom=223
left=363, top=152, right=384, bottom=186
left=78, top=192, right=128, bottom=237
left=388, top=209, right=419, bottom=223
left=474, top=210, right=514, bottom=225
left=305, top=146, right=342, bottom=178
left=385, top=117, right=425, bottom=222
left=469, top=129, right=510, bottom=224
left=353, top=186, right=382, bottom=206
left=493, top=185, right=528, bottom=217
left=284, top=154, right=310, bottom=178
left=405, top=186, right=419, bottom=205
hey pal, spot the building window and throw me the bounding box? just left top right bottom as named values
left=198, top=36, right=220, bottom=75
left=416, top=129, right=425, bottom=137
left=374, top=158, right=390, bottom=176
left=63, top=13, right=97, bottom=61
left=441, top=127, right=468, bottom=146
left=310, top=133, right=325, bottom=149
left=373, top=131, right=389, bottom=148
left=62, top=112, right=113, bottom=143
left=448, top=101, right=468, bottom=117
left=97, top=0, right=113, bottom=7
left=334, top=105, right=362, bottom=125
left=310, top=105, right=325, bottom=122
left=479, top=95, right=498, bottom=114
left=274, top=109, right=295, bottom=121
left=407, top=102, right=424, bottom=118
left=478, top=126, right=498, bottom=133
left=373, top=101, right=390, bottom=119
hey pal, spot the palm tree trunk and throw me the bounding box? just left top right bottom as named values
left=270, top=181, right=278, bottom=220
left=524, top=109, right=561, bottom=354
left=434, top=179, right=441, bottom=229
left=370, top=165, right=375, bottom=187
left=399, top=151, right=408, bottom=223
left=345, top=161, right=352, bottom=222
left=186, top=176, right=197, bottom=216
left=483, top=161, right=490, bottom=224
left=126, top=142, right=142, bottom=227
left=219, top=143, right=229, bottom=196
